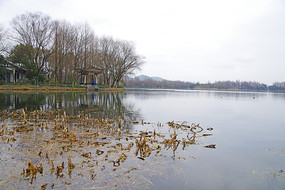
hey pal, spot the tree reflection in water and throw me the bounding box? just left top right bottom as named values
left=0, top=92, right=142, bottom=126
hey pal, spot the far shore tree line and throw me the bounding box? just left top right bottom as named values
left=126, top=77, right=285, bottom=91
left=0, top=12, right=144, bottom=87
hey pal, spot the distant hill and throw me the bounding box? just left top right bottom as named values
left=136, top=75, right=165, bottom=82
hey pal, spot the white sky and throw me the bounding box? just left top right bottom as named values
left=0, top=0, right=284, bottom=84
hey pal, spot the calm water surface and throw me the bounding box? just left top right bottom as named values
left=0, top=89, right=285, bottom=189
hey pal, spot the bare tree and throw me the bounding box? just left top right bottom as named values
left=0, top=24, right=8, bottom=56
left=49, top=20, right=75, bottom=84
left=111, top=40, right=144, bottom=87
left=98, top=37, right=144, bottom=87
left=76, top=23, right=99, bottom=81
left=97, top=37, right=117, bottom=86
left=10, top=12, right=55, bottom=83
left=69, top=24, right=84, bottom=85
left=49, top=22, right=99, bottom=85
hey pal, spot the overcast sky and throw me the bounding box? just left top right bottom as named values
left=0, top=0, right=284, bottom=84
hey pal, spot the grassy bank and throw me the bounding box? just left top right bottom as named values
left=0, top=85, right=87, bottom=92
left=0, top=85, right=124, bottom=92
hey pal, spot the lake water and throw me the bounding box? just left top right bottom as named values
left=0, top=89, right=285, bottom=189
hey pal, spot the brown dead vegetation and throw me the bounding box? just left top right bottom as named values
left=0, top=109, right=214, bottom=189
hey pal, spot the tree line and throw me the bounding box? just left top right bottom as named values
left=0, top=12, right=144, bottom=87
left=126, top=77, right=285, bottom=91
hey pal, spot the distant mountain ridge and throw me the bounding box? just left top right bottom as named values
left=135, top=75, right=165, bottom=82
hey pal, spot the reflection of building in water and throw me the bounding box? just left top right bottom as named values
left=0, top=93, right=45, bottom=110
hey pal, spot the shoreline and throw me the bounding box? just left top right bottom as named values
left=0, top=85, right=87, bottom=92
left=0, top=85, right=124, bottom=92
left=125, top=87, right=285, bottom=93
left=1, top=85, right=284, bottom=93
